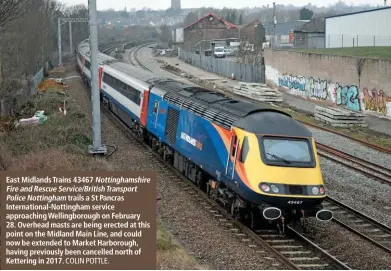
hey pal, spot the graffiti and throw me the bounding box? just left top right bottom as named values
left=363, top=88, right=391, bottom=115
left=307, top=78, right=328, bottom=100
left=278, top=74, right=306, bottom=92
left=268, top=66, right=391, bottom=118
left=278, top=74, right=328, bottom=100
left=335, top=84, right=361, bottom=112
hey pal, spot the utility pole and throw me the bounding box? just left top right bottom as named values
left=58, top=18, right=62, bottom=65
left=69, top=21, right=73, bottom=54
left=57, top=18, right=88, bottom=65
left=273, top=2, right=276, bottom=49
left=88, top=0, right=107, bottom=155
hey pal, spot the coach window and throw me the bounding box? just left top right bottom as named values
left=153, top=101, right=158, bottom=114
left=121, top=81, right=126, bottom=94
left=124, top=83, right=130, bottom=97
left=118, top=80, right=123, bottom=92
left=107, top=75, right=112, bottom=87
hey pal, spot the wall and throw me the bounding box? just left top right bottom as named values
left=264, top=49, right=391, bottom=118
left=325, top=7, right=391, bottom=48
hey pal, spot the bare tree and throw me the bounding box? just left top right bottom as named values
left=0, top=0, right=34, bottom=28
left=0, top=0, right=66, bottom=97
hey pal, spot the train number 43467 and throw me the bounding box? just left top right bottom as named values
left=287, top=201, right=303, bottom=204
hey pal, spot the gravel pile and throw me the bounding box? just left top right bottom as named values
left=66, top=67, right=282, bottom=270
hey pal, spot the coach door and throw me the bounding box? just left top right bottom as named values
left=226, top=130, right=239, bottom=179
left=152, top=100, right=159, bottom=129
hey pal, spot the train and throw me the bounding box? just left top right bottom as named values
left=76, top=40, right=333, bottom=233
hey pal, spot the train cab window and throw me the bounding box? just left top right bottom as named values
left=153, top=101, right=158, bottom=114
left=239, top=136, right=249, bottom=163
left=259, top=136, right=315, bottom=167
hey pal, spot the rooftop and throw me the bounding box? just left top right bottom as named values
left=325, top=6, right=391, bottom=19
left=263, top=20, right=309, bottom=35
left=183, top=13, right=238, bottom=30
left=294, top=17, right=325, bottom=33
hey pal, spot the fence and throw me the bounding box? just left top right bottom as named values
left=0, top=49, right=66, bottom=117
left=0, top=63, right=46, bottom=117
left=178, top=49, right=265, bottom=83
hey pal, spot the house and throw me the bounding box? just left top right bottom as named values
left=182, top=13, right=239, bottom=52
left=239, top=19, right=266, bottom=45
left=263, top=20, right=309, bottom=45
left=294, top=17, right=325, bottom=49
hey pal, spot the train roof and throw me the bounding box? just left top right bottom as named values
left=106, top=61, right=160, bottom=83
left=234, top=111, right=312, bottom=137
left=154, top=80, right=311, bottom=137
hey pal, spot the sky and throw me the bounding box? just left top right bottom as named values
left=60, top=0, right=383, bottom=11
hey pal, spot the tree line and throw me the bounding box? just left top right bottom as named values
left=0, top=0, right=93, bottom=97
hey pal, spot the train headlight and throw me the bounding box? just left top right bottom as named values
left=312, top=187, right=319, bottom=195
left=261, top=184, right=270, bottom=192
left=271, top=184, right=279, bottom=193
left=319, top=186, right=325, bottom=194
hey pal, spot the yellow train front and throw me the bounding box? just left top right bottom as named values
left=210, top=109, right=333, bottom=231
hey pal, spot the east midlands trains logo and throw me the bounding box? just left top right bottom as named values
left=180, top=132, right=203, bottom=151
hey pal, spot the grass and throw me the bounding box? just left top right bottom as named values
left=292, top=46, right=391, bottom=60
left=0, top=79, right=115, bottom=171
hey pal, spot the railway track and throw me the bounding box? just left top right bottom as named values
left=300, top=121, right=391, bottom=155
left=99, top=42, right=124, bottom=55
left=127, top=43, right=155, bottom=72
left=324, top=196, right=391, bottom=254
left=316, top=142, right=391, bottom=186
left=127, top=46, right=137, bottom=66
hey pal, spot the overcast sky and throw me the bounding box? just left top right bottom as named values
left=60, top=0, right=383, bottom=11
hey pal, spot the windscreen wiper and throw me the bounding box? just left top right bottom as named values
left=267, top=152, right=291, bottom=164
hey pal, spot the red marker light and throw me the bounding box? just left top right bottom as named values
left=320, top=186, right=325, bottom=194
left=261, top=184, right=270, bottom=192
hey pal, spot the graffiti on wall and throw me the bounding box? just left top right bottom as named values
left=307, top=78, right=328, bottom=100
left=265, top=65, right=391, bottom=118
left=278, top=75, right=306, bottom=92
left=335, top=84, right=361, bottom=112
left=363, top=88, right=391, bottom=115
left=277, top=74, right=328, bottom=100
